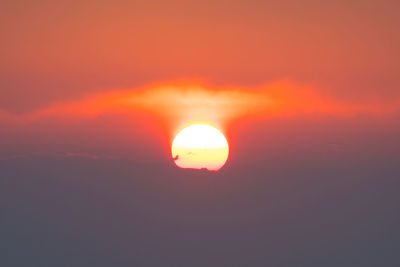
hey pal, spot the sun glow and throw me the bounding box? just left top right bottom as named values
left=171, top=124, right=229, bottom=171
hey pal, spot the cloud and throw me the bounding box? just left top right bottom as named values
left=1, top=81, right=399, bottom=134
left=0, top=152, right=116, bottom=161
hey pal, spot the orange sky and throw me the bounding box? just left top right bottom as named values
left=1, top=0, right=399, bottom=114
left=0, top=0, right=399, bottom=165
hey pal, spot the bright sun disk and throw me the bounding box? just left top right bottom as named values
left=171, top=124, right=229, bottom=171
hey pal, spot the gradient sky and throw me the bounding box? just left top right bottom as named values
left=1, top=1, right=400, bottom=266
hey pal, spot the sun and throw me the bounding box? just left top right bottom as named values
left=171, top=124, right=229, bottom=171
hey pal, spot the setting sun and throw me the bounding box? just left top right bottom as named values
left=171, top=124, right=229, bottom=171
